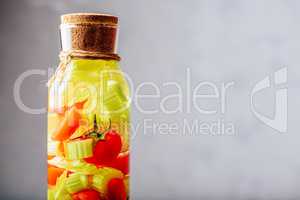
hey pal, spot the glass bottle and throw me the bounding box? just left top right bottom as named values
left=48, top=13, right=130, bottom=200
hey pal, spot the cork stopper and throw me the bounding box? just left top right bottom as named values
left=60, top=13, right=119, bottom=59
left=61, top=13, right=118, bottom=25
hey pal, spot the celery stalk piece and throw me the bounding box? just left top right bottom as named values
left=92, top=167, right=123, bottom=195
left=62, top=194, right=72, bottom=200
left=48, top=189, right=55, bottom=200
left=48, top=141, right=59, bottom=156
left=65, top=173, right=89, bottom=194
left=48, top=156, right=69, bottom=169
left=54, top=171, right=68, bottom=200
left=48, top=157, right=99, bottom=175
left=65, top=138, right=93, bottom=160
left=48, top=141, right=64, bottom=157
left=55, top=193, right=72, bottom=200
left=70, top=124, right=91, bottom=140
left=67, top=161, right=99, bottom=175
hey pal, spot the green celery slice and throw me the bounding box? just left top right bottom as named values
left=66, top=160, right=99, bottom=175
left=54, top=171, right=68, bottom=200
left=65, top=173, right=88, bottom=194
left=48, top=189, right=54, bottom=200
left=65, top=138, right=93, bottom=160
left=92, top=167, right=123, bottom=195
left=48, top=157, right=99, bottom=175
left=48, top=141, right=60, bottom=156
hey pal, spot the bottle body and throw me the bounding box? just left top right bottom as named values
left=48, top=59, right=130, bottom=199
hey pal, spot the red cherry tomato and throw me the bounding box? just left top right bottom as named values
left=106, top=152, right=129, bottom=174
left=72, top=189, right=101, bottom=200
left=84, top=156, right=100, bottom=165
left=107, top=178, right=126, bottom=200
left=93, top=130, right=122, bottom=163
left=85, top=152, right=129, bottom=175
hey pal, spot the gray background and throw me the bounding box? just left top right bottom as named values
left=1, top=0, right=300, bottom=199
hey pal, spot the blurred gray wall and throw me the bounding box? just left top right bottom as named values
left=1, top=0, right=300, bottom=199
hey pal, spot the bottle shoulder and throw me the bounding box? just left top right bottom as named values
left=48, top=58, right=130, bottom=108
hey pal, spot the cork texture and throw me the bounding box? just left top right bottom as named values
left=61, top=13, right=118, bottom=25
left=60, top=13, right=119, bottom=59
